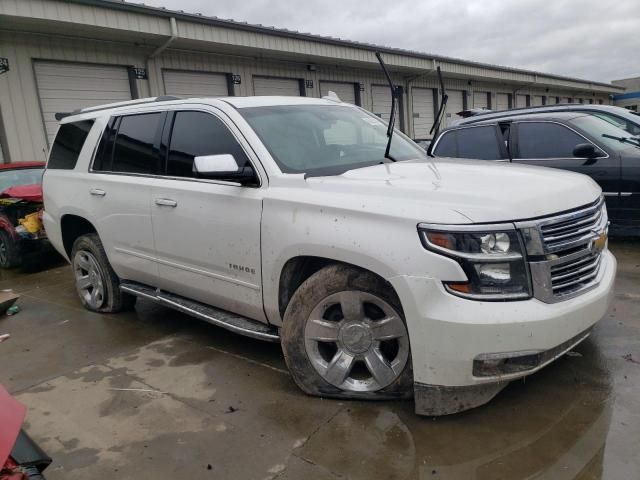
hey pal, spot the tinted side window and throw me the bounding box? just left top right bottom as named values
left=111, top=113, right=163, bottom=174
left=456, top=126, right=503, bottom=160
left=433, top=131, right=457, bottom=157
left=167, top=111, right=250, bottom=178
left=516, top=122, right=586, bottom=159
left=48, top=120, right=94, bottom=169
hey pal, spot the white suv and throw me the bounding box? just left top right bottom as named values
left=43, top=96, right=616, bottom=416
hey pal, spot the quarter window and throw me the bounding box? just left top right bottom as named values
left=167, top=111, right=250, bottom=178
left=433, top=131, right=457, bottom=157
left=48, top=120, right=94, bottom=169
left=515, top=122, right=587, bottom=159
left=111, top=113, right=163, bottom=174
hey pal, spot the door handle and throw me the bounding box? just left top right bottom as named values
left=155, top=198, right=178, bottom=207
left=89, top=188, right=106, bottom=197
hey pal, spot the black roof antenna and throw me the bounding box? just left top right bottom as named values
left=375, top=52, right=399, bottom=162
left=426, top=66, right=448, bottom=157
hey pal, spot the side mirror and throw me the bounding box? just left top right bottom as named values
left=193, top=154, right=256, bottom=184
left=573, top=143, right=600, bottom=159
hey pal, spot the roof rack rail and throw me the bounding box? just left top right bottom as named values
left=65, top=96, right=182, bottom=117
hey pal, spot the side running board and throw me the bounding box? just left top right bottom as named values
left=120, top=282, right=280, bottom=343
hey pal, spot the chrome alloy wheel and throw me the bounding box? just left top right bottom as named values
left=304, top=291, right=409, bottom=392
left=73, top=250, right=106, bottom=309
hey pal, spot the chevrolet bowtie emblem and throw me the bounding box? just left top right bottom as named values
left=592, top=230, right=608, bottom=252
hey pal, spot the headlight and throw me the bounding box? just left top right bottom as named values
left=418, top=224, right=531, bottom=301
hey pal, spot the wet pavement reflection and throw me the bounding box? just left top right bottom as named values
left=1, top=240, right=638, bottom=479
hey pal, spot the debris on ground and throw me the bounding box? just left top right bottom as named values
left=6, top=305, right=20, bottom=316
left=0, top=290, right=19, bottom=315
left=0, top=333, right=9, bottom=342
left=226, top=406, right=238, bottom=413
left=622, top=354, right=640, bottom=365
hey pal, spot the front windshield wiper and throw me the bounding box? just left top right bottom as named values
left=426, top=66, right=448, bottom=158
left=602, top=133, right=640, bottom=148
left=375, top=52, right=399, bottom=162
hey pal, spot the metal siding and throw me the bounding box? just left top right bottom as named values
left=163, top=69, right=229, bottom=97
left=319, top=81, right=356, bottom=104
left=411, top=87, right=435, bottom=138
left=34, top=60, right=132, bottom=144
left=253, top=76, right=301, bottom=96
left=445, top=90, right=464, bottom=127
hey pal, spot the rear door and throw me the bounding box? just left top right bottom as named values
left=619, top=149, right=640, bottom=230
left=150, top=108, right=265, bottom=321
left=510, top=121, right=621, bottom=211
left=88, top=112, right=163, bottom=285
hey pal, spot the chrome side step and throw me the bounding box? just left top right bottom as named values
left=120, top=282, right=280, bottom=342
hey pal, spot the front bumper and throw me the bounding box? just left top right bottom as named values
left=389, top=249, right=616, bottom=415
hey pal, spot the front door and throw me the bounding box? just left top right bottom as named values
left=150, top=109, right=265, bottom=321
left=510, top=121, right=621, bottom=214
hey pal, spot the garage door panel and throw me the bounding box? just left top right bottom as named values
left=411, top=88, right=435, bottom=137
left=445, top=90, right=464, bottom=127
left=163, top=70, right=229, bottom=97
left=320, top=81, right=357, bottom=104
left=532, top=95, right=544, bottom=106
left=473, top=91, right=489, bottom=109
left=34, top=61, right=132, bottom=145
left=372, top=85, right=393, bottom=120
left=254, top=77, right=301, bottom=96
left=496, top=93, right=510, bottom=111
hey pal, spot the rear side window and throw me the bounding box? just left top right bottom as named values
left=112, top=113, right=163, bottom=174
left=434, top=126, right=503, bottom=160
left=48, top=120, right=94, bottom=169
left=167, top=111, right=250, bottom=178
left=515, top=122, right=586, bottom=159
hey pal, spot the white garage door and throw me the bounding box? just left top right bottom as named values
left=574, top=98, right=583, bottom=104
left=562, top=97, right=571, bottom=103
left=253, top=77, right=301, bottom=96
left=532, top=95, right=544, bottom=106
left=445, top=90, right=464, bottom=127
left=163, top=70, right=229, bottom=98
left=411, top=88, right=435, bottom=138
left=320, top=81, right=357, bottom=104
left=496, top=93, right=510, bottom=111
left=548, top=97, right=558, bottom=105
left=516, top=94, right=528, bottom=108
left=371, top=85, right=393, bottom=120
left=473, top=91, right=489, bottom=109
left=34, top=61, right=131, bottom=145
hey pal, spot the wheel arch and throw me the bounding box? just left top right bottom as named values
left=277, top=255, right=402, bottom=322
left=60, top=214, right=98, bottom=259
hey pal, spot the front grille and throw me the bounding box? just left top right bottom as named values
left=517, top=196, right=608, bottom=303
left=550, top=249, right=602, bottom=297
left=539, top=197, right=606, bottom=254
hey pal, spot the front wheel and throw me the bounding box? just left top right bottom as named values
left=281, top=264, right=413, bottom=400
left=71, top=233, right=136, bottom=313
left=0, top=229, right=21, bottom=268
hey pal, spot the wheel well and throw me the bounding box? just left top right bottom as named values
left=60, top=215, right=97, bottom=258
left=278, top=256, right=400, bottom=318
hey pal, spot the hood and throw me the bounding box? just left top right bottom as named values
left=306, top=158, right=601, bottom=224
left=0, top=385, right=26, bottom=466
left=0, top=184, right=43, bottom=203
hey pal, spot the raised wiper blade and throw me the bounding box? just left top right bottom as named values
left=375, top=52, right=399, bottom=162
left=427, top=66, right=448, bottom=158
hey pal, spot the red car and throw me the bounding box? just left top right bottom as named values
left=0, top=162, right=47, bottom=268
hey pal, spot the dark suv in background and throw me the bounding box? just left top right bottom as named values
left=431, top=112, right=640, bottom=235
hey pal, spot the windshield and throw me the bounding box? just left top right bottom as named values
left=0, top=168, right=44, bottom=192
left=569, top=115, right=640, bottom=151
left=240, top=104, right=424, bottom=175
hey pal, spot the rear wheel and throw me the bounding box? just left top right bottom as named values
left=71, top=234, right=136, bottom=313
left=0, top=229, right=21, bottom=268
left=281, top=264, right=413, bottom=399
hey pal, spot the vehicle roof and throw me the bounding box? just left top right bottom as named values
left=459, top=104, right=638, bottom=125
left=0, top=161, right=45, bottom=170
left=451, top=111, right=589, bottom=127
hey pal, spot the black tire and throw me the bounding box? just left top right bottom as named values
left=281, top=264, right=413, bottom=400
left=0, top=229, right=21, bottom=268
left=70, top=233, right=136, bottom=313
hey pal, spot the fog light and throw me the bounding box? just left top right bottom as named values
left=476, top=263, right=511, bottom=284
